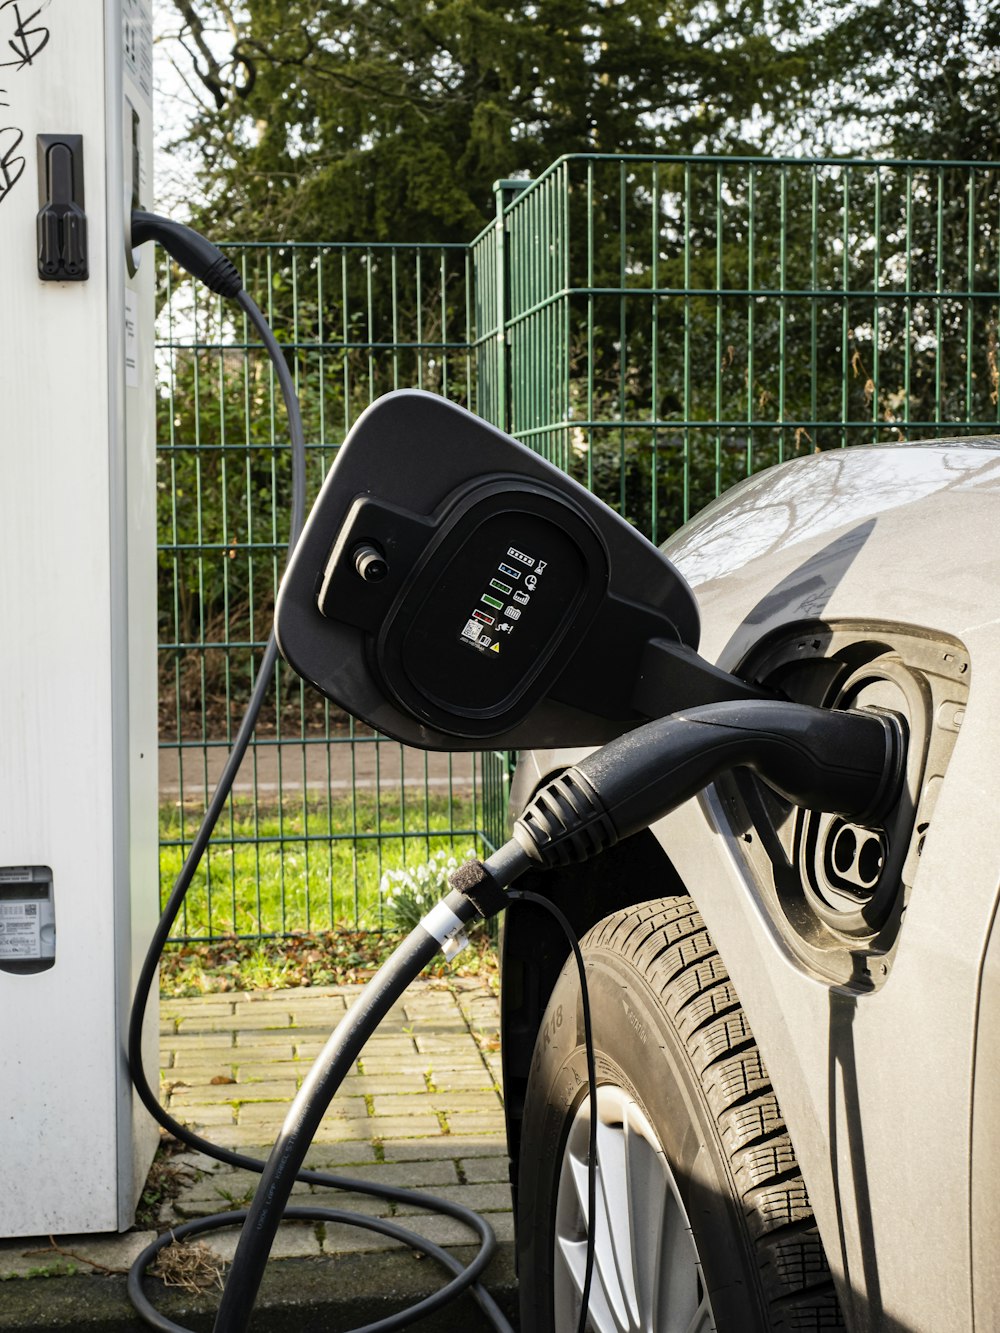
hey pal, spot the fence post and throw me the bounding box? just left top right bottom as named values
left=491, top=179, right=531, bottom=434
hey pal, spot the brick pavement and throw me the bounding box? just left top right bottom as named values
left=157, top=977, right=513, bottom=1261
left=0, top=975, right=513, bottom=1292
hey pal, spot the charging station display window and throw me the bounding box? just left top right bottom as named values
left=386, top=504, right=597, bottom=726
left=0, top=866, right=55, bottom=974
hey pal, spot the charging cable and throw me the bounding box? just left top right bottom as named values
left=126, top=213, right=515, bottom=1333
left=126, top=211, right=907, bottom=1333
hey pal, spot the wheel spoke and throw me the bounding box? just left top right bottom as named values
left=553, top=1086, right=715, bottom=1333
left=682, top=1291, right=715, bottom=1333
left=621, top=1114, right=670, bottom=1333
left=595, top=1115, right=639, bottom=1328
left=555, top=1234, right=620, bottom=1333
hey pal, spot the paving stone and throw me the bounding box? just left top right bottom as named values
left=171, top=1149, right=226, bottom=1175
left=299, top=1141, right=379, bottom=1168
left=295, top=1039, right=416, bottom=1059
left=160, top=1068, right=242, bottom=1088
left=394, top=1182, right=511, bottom=1215
left=306, top=1119, right=388, bottom=1144
left=201, top=1220, right=322, bottom=1263
left=149, top=978, right=512, bottom=1282
left=236, top=1097, right=366, bottom=1126
left=407, top=1019, right=470, bottom=1035
left=412, top=1036, right=487, bottom=1056
left=400, top=1209, right=515, bottom=1247
left=445, top=1110, right=507, bottom=1134
left=171, top=1104, right=238, bottom=1127
left=166, top=1053, right=242, bottom=1072
left=168, top=1080, right=299, bottom=1106
left=319, top=1219, right=398, bottom=1255
left=460, top=1156, right=510, bottom=1184
left=380, top=1135, right=506, bottom=1161
left=178, top=1014, right=294, bottom=1032
left=385, top=1210, right=484, bottom=1248
left=343, top=1073, right=429, bottom=1094
left=424, top=1067, right=498, bottom=1090
left=372, top=1091, right=502, bottom=1116
left=283, top=1024, right=347, bottom=1041
left=233, top=1073, right=304, bottom=1090
left=172, top=1180, right=314, bottom=1219
left=249, top=984, right=353, bottom=1000
left=0, top=1230, right=159, bottom=1279
left=356, top=1057, right=443, bottom=1075
left=175, top=1168, right=271, bottom=1202
left=311, top=1159, right=460, bottom=1190
left=232, top=1040, right=297, bottom=1058
left=366, top=1114, right=447, bottom=1140
left=196, top=1126, right=300, bottom=1148
left=165, top=1032, right=235, bottom=1049
left=163, top=1002, right=236, bottom=1018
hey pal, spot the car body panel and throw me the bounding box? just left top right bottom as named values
left=511, top=439, right=1000, bottom=1332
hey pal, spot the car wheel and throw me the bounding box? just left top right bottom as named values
left=516, top=896, right=844, bottom=1332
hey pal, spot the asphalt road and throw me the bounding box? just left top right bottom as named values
left=158, top=736, right=493, bottom=798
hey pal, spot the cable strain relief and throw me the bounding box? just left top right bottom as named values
left=513, top=767, right=618, bottom=867
left=202, top=254, right=243, bottom=297
left=447, top=859, right=508, bottom=919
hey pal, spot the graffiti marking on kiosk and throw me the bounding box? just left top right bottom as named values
left=0, top=1, right=50, bottom=70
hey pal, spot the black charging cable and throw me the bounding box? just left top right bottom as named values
left=126, top=210, right=908, bottom=1333
left=126, top=213, right=515, bottom=1333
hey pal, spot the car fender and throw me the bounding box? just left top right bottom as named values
left=510, top=440, right=1000, bottom=1332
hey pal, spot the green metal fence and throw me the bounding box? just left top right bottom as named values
left=156, top=242, right=509, bottom=939
left=475, top=155, right=1000, bottom=541
left=158, top=153, right=1000, bottom=940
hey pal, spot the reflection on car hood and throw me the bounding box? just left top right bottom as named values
left=661, top=438, right=1000, bottom=671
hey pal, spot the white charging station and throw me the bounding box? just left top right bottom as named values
left=0, top=0, right=159, bottom=1235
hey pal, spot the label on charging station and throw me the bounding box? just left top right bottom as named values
left=0, top=901, right=41, bottom=959
left=0, top=866, right=54, bottom=965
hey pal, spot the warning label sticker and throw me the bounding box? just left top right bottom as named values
left=0, top=902, right=41, bottom=959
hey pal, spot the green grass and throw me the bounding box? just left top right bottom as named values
left=159, top=791, right=486, bottom=938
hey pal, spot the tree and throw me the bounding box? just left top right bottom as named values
left=807, top=0, right=1000, bottom=163
left=159, top=0, right=818, bottom=242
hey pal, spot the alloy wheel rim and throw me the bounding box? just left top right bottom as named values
left=552, top=1084, right=716, bottom=1333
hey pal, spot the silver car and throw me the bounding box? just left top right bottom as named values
left=504, top=437, right=999, bottom=1333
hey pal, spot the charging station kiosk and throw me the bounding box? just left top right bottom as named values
left=0, top=0, right=159, bottom=1235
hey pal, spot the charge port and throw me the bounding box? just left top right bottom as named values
left=723, top=622, right=970, bottom=986
left=819, top=817, right=887, bottom=906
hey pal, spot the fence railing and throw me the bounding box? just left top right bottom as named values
left=156, top=242, right=508, bottom=939
left=158, top=154, right=1000, bottom=939
left=476, top=155, right=1000, bottom=542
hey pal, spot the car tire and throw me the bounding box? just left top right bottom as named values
left=516, top=896, right=845, bottom=1332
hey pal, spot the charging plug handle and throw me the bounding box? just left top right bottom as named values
left=131, top=209, right=242, bottom=296
left=512, top=700, right=905, bottom=869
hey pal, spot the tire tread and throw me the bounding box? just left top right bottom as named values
left=583, top=898, right=844, bottom=1332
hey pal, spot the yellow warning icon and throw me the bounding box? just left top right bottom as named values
left=490, top=643, right=500, bottom=653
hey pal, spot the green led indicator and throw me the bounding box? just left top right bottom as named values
left=481, top=593, right=503, bottom=611
left=489, top=579, right=512, bottom=596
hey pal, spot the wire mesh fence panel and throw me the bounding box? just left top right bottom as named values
left=156, top=242, right=508, bottom=940
left=160, top=155, right=1000, bottom=939
left=488, top=155, right=1000, bottom=544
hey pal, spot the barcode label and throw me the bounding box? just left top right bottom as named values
left=1, top=902, right=36, bottom=917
